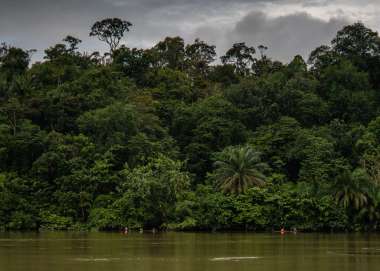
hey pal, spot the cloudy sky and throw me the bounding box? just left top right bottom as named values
left=1, top=0, right=379, bottom=62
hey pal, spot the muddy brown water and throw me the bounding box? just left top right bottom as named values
left=1, top=232, right=380, bottom=270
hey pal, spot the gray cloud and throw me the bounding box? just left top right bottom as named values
left=0, top=0, right=376, bottom=62
left=230, top=11, right=349, bottom=62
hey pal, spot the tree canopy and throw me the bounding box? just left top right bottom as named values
left=90, top=18, right=133, bottom=54
left=1, top=19, right=380, bottom=232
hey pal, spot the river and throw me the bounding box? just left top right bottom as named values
left=1, top=232, right=380, bottom=270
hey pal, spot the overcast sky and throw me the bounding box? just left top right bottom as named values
left=1, top=0, right=379, bottom=62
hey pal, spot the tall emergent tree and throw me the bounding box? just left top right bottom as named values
left=90, top=18, right=133, bottom=54
left=0, top=43, right=32, bottom=83
left=63, top=35, right=82, bottom=53
left=185, top=39, right=216, bottom=77
left=221, top=42, right=256, bottom=76
left=332, top=22, right=380, bottom=58
left=152, top=37, right=185, bottom=70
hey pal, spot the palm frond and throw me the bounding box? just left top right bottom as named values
left=213, top=146, right=267, bottom=194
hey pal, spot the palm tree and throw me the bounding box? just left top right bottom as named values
left=332, top=169, right=370, bottom=210
left=213, top=146, right=267, bottom=194
left=358, top=187, right=380, bottom=226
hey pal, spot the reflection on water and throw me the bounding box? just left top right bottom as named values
left=210, top=256, right=261, bottom=261
left=0, top=232, right=380, bottom=271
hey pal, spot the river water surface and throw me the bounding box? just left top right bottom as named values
left=1, top=232, right=380, bottom=270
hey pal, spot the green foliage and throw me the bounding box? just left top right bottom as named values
left=169, top=184, right=348, bottom=231
left=114, top=155, right=190, bottom=229
left=212, top=146, right=267, bottom=194
left=221, top=42, right=256, bottom=76
left=319, top=60, right=375, bottom=123
left=0, top=44, right=32, bottom=83
left=185, top=39, right=216, bottom=77
left=0, top=173, right=39, bottom=230
left=77, top=102, right=138, bottom=147
left=331, top=169, right=371, bottom=210
left=88, top=208, right=121, bottom=230
left=90, top=18, right=133, bottom=53
left=152, top=37, right=185, bottom=70
left=332, top=22, right=380, bottom=59
left=40, top=212, right=73, bottom=230
left=113, top=47, right=152, bottom=85
left=172, top=96, right=248, bottom=178
left=1, top=20, right=380, bottom=232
